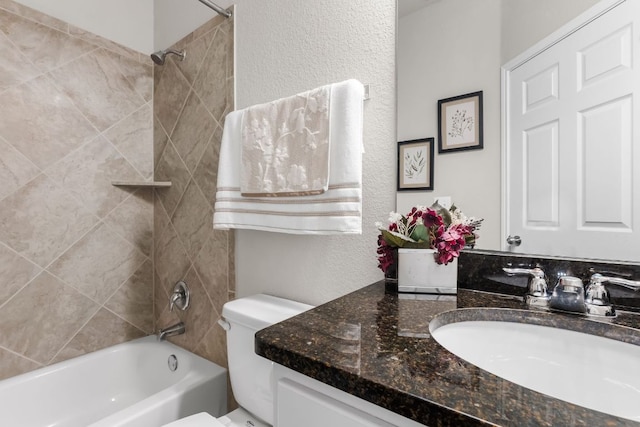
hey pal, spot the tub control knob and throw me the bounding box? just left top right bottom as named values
left=169, top=280, right=190, bottom=311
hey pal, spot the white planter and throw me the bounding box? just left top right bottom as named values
left=397, top=248, right=458, bottom=294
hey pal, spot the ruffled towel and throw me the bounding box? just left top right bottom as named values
left=241, top=84, right=330, bottom=197
left=213, top=79, right=364, bottom=234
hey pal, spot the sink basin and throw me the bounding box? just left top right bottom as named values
left=430, top=310, right=640, bottom=422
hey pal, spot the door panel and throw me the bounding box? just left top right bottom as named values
left=505, top=0, right=639, bottom=261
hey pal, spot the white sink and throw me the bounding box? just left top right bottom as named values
left=430, top=317, right=640, bottom=422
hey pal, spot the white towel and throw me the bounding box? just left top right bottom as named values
left=241, top=84, right=331, bottom=197
left=213, top=79, right=364, bottom=234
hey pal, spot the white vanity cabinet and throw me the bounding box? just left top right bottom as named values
left=273, top=365, right=425, bottom=427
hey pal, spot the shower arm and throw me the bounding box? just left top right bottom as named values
left=197, top=0, right=232, bottom=18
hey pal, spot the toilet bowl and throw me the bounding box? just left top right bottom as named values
left=162, top=294, right=313, bottom=427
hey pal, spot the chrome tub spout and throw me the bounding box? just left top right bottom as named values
left=158, top=322, right=185, bottom=341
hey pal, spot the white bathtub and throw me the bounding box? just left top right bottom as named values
left=0, top=336, right=227, bottom=427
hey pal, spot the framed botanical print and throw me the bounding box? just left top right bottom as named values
left=397, top=138, right=434, bottom=191
left=438, top=91, right=483, bottom=153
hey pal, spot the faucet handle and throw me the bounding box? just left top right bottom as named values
left=589, top=273, right=640, bottom=291
left=503, top=267, right=548, bottom=295
left=169, top=280, right=190, bottom=311
left=584, top=274, right=619, bottom=317
left=503, top=267, right=549, bottom=308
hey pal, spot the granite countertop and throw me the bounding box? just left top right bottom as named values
left=255, top=281, right=640, bottom=427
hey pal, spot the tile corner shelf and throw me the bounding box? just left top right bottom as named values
left=111, top=181, right=172, bottom=188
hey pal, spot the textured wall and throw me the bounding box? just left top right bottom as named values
left=152, top=12, right=234, bottom=371
left=0, top=0, right=154, bottom=380
left=233, top=0, right=397, bottom=306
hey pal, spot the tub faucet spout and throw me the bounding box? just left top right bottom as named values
left=158, top=322, right=185, bottom=341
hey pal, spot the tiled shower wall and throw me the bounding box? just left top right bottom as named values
left=0, top=1, right=154, bottom=379
left=152, top=12, right=234, bottom=370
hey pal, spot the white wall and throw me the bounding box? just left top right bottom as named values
left=501, top=0, right=601, bottom=64
left=397, top=0, right=503, bottom=251
left=10, top=0, right=154, bottom=53
left=230, top=0, right=397, bottom=305
left=153, top=0, right=217, bottom=51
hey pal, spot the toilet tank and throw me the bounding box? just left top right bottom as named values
left=222, top=294, right=313, bottom=425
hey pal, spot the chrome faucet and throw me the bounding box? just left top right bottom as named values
left=584, top=273, right=640, bottom=317
left=503, top=267, right=550, bottom=308
left=158, top=322, right=185, bottom=341
left=504, top=266, right=640, bottom=318
left=548, top=276, right=586, bottom=314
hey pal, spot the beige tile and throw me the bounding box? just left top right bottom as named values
left=0, top=271, right=98, bottom=364
left=52, top=308, right=145, bottom=364
left=105, top=259, right=154, bottom=333
left=0, top=136, right=39, bottom=202
left=0, top=11, right=95, bottom=73
left=193, top=230, right=230, bottom=316
left=193, top=28, right=229, bottom=122
left=153, top=59, right=190, bottom=137
left=0, top=74, right=98, bottom=169
left=175, top=30, right=213, bottom=85
left=172, top=181, right=214, bottom=261
left=105, top=103, right=154, bottom=180
left=223, top=18, right=234, bottom=80
left=153, top=268, right=169, bottom=328
left=194, top=319, right=228, bottom=369
left=192, top=126, right=222, bottom=209
left=154, top=141, right=191, bottom=218
left=154, top=221, right=191, bottom=296
left=45, top=136, right=143, bottom=219
left=102, top=49, right=153, bottom=102
left=48, top=222, right=147, bottom=304
left=153, top=190, right=172, bottom=240
left=0, top=174, right=98, bottom=267
left=49, top=48, right=145, bottom=131
left=171, top=90, right=217, bottom=173
left=0, top=243, right=40, bottom=306
left=192, top=14, right=226, bottom=42
left=0, top=31, right=39, bottom=91
left=0, top=1, right=68, bottom=33
left=153, top=115, right=170, bottom=168
left=0, top=346, right=41, bottom=380
left=67, top=25, right=140, bottom=62
left=169, top=267, right=217, bottom=353
left=104, top=188, right=153, bottom=257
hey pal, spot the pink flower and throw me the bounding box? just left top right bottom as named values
left=422, top=208, right=443, bottom=228
left=376, top=234, right=396, bottom=273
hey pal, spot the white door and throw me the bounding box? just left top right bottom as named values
left=503, top=0, right=640, bottom=262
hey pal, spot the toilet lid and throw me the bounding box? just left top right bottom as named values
left=161, top=412, right=226, bottom=427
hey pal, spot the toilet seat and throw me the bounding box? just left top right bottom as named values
left=161, top=408, right=270, bottom=427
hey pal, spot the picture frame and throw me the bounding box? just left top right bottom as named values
left=437, top=91, right=483, bottom=153
left=397, top=138, right=434, bottom=191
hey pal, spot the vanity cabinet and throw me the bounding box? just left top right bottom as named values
left=273, top=365, right=425, bottom=427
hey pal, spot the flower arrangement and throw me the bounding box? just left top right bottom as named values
left=376, top=203, right=483, bottom=273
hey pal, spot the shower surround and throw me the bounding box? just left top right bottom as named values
left=152, top=10, right=235, bottom=370
left=0, top=0, right=235, bottom=382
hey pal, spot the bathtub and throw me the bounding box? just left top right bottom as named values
left=0, top=336, right=227, bottom=427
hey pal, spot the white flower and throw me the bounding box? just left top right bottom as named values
left=388, top=211, right=403, bottom=224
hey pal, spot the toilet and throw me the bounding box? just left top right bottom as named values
left=163, top=294, right=313, bottom=427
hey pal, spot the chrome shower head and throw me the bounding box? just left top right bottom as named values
left=150, top=49, right=186, bottom=65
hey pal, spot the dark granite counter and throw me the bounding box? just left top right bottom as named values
left=255, top=251, right=640, bottom=427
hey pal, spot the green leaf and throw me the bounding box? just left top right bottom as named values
left=411, top=224, right=430, bottom=242
left=380, top=230, right=411, bottom=247
left=431, top=201, right=452, bottom=226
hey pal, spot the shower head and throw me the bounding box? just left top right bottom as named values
left=150, top=49, right=186, bottom=65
